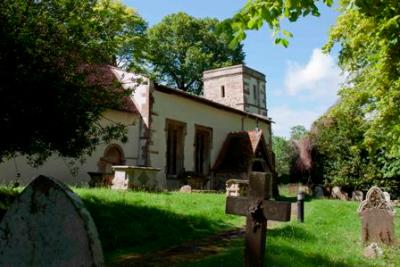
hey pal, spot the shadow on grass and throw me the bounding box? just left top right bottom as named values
left=268, top=224, right=316, bottom=241
left=81, top=195, right=232, bottom=260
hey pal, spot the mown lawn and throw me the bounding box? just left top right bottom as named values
left=76, top=188, right=400, bottom=266
left=180, top=199, right=400, bottom=267
left=2, top=186, right=399, bottom=266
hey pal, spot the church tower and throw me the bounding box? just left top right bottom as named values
left=203, top=64, right=268, bottom=117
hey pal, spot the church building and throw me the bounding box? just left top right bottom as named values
left=0, top=64, right=275, bottom=190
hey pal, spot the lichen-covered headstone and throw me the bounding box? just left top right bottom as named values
left=0, top=175, right=104, bottom=267
left=383, top=191, right=391, bottom=202
left=352, top=191, right=364, bottom=202
left=332, top=186, right=349, bottom=200
left=358, top=186, right=395, bottom=245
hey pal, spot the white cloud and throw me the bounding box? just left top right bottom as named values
left=284, top=48, right=343, bottom=102
left=269, top=105, right=323, bottom=138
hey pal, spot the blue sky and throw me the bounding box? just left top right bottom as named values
left=123, top=0, right=343, bottom=137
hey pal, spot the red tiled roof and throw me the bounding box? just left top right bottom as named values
left=79, top=64, right=138, bottom=114
left=248, top=130, right=263, bottom=153
left=212, top=130, right=271, bottom=172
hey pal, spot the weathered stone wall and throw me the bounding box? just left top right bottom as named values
left=203, top=65, right=244, bottom=110
left=203, top=64, right=267, bottom=117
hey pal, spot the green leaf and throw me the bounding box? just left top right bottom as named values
left=282, top=29, right=293, bottom=38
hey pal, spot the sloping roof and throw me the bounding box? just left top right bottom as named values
left=80, top=64, right=138, bottom=114
left=212, top=130, right=271, bottom=173
left=154, top=84, right=271, bottom=123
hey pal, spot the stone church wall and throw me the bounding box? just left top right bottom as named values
left=150, top=90, right=271, bottom=189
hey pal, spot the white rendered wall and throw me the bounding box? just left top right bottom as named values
left=149, top=90, right=271, bottom=189
left=0, top=110, right=139, bottom=186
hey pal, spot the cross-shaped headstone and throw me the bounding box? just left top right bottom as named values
left=226, top=172, right=291, bottom=267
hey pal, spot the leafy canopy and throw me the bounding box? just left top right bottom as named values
left=311, top=0, right=400, bottom=192
left=272, top=136, right=292, bottom=179
left=290, top=125, right=308, bottom=140
left=231, top=0, right=400, bottom=193
left=0, top=0, right=146, bottom=164
left=224, top=0, right=333, bottom=47
left=143, top=12, right=245, bottom=94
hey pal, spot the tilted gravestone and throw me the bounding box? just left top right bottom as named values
left=358, top=186, right=395, bottom=245
left=0, top=175, right=104, bottom=267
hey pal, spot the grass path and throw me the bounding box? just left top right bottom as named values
left=109, top=228, right=245, bottom=267
left=74, top=189, right=244, bottom=263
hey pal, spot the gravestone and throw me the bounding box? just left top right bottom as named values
left=0, top=175, right=104, bottom=267
left=358, top=186, right=395, bottom=245
left=383, top=191, right=391, bottom=202
left=332, top=186, right=349, bottom=200
left=352, top=191, right=364, bottom=202
left=179, top=185, right=192, bottom=193
left=313, top=185, right=324, bottom=198
left=226, top=172, right=291, bottom=267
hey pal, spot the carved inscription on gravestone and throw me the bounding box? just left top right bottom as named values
left=0, top=175, right=104, bottom=267
left=358, top=186, right=395, bottom=245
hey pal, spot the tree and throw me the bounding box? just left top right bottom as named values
left=272, top=136, right=291, bottom=182
left=310, top=105, right=368, bottom=188
left=224, top=0, right=333, bottom=47
left=314, top=0, right=400, bottom=194
left=290, top=125, right=308, bottom=140
left=0, top=0, right=147, bottom=164
left=324, top=0, right=400, bottom=164
left=229, top=0, right=400, bottom=194
left=143, top=12, right=245, bottom=94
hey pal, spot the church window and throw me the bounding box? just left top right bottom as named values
left=166, top=119, right=186, bottom=176
left=221, top=86, right=225, bottom=97
left=194, top=125, right=212, bottom=175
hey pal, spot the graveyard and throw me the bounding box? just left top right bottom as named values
left=2, top=1, right=400, bottom=267
left=75, top=188, right=400, bottom=266
left=1, top=180, right=400, bottom=266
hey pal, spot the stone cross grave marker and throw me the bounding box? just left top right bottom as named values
left=358, top=186, right=395, bottom=245
left=226, top=172, right=291, bottom=267
left=0, top=175, right=104, bottom=267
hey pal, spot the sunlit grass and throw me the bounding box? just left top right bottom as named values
left=182, top=199, right=400, bottom=267
left=2, top=185, right=399, bottom=266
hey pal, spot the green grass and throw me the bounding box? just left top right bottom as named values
left=2, top=186, right=399, bottom=266
left=181, top=199, right=400, bottom=267
left=74, top=189, right=244, bottom=262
